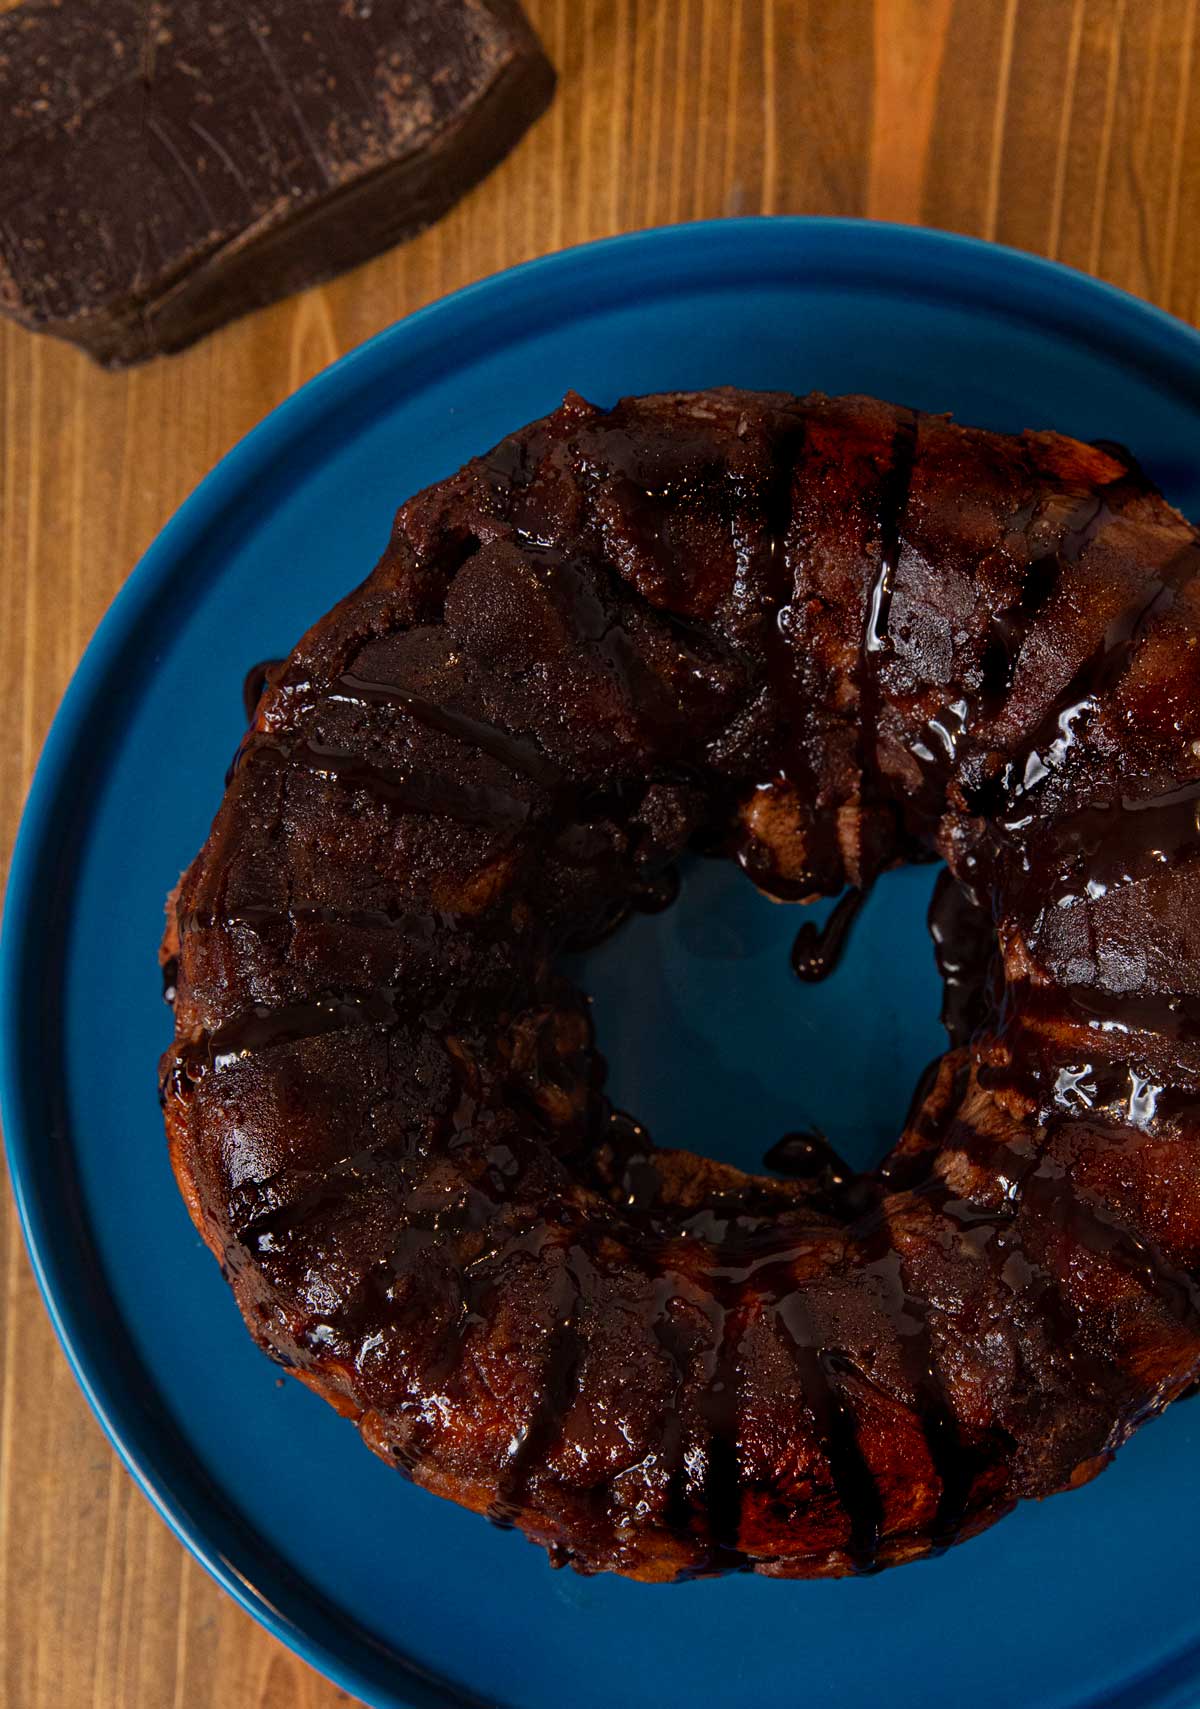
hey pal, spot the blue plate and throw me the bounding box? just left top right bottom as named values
left=6, top=218, right=1200, bottom=1709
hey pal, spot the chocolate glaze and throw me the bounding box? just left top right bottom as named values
left=238, top=731, right=531, bottom=829
left=773, top=1291, right=884, bottom=1570
left=332, top=672, right=565, bottom=788
left=980, top=487, right=1118, bottom=714
left=1009, top=978, right=1200, bottom=1054
left=928, top=869, right=993, bottom=1046
left=1017, top=779, right=1200, bottom=912
left=791, top=889, right=868, bottom=982
left=995, top=537, right=1200, bottom=821
left=930, top=1122, right=1200, bottom=1353
left=863, top=411, right=920, bottom=661
left=162, top=388, right=1200, bottom=1583
left=181, top=900, right=445, bottom=941
left=854, top=1235, right=976, bottom=1556
left=561, top=867, right=682, bottom=952
left=1023, top=1147, right=1200, bottom=1334
left=859, top=410, right=920, bottom=798
left=489, top=1310, right=585, bottom=1529
left=910, top=481, right=1134, bottom=812
left=177, top=985, right=405, bottom=1086
left=764, top=1130, right=853, bottom=1187
left=242, top=658, right=284, bottom=724
left=696, top=1296, right=749, bottom=1563
left=911, top=1159, right=1124, bottom=1425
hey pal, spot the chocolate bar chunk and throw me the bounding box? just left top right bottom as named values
left=0, top=0, right=554, bottom=366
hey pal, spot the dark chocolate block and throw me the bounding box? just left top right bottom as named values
left=0, top=0, right=554, bottom=366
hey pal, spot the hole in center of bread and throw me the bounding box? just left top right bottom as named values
left=564, top=855, right=947, bottom=1179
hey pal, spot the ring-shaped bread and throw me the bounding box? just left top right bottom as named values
left=161, top=388, right=1200, bottom=1579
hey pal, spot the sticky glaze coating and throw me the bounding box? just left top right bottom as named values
left=160, top=389, right=1200, bottom=1580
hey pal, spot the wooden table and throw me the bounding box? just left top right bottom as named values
left=3, top=1, right=1199, bottom=1702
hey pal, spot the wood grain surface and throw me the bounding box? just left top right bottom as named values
left=3, top=1, right=1200, bottom=1703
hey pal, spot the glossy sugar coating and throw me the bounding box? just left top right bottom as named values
left=161, top=388, right=1200, bottom=1579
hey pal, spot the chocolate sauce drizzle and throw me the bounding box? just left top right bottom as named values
left=996, top=535, right=1200, bottom=822
left=857, top=1235, right=976, bottom=1555
left=232, top=651, right=566, bottom=834
left=912, top=1161, right=1121, bottom=1419
left=180, top=899, right=445, bottom=941
left=489, top=1307, right=585, bottom=1528
left=697, top=1296, right=750, bottom=1561
left=1006, top=977, right=1200, bottom=1052
left=909, top=483, right=1132, bottom=814
left=928, top=869, right=994, bottom=1047
left=863, top=410, right=920, bottom=661
left=774, top=1289, right=884, bottom=1568
left=1016, top=778, right=1200, bottom=913
left=646, top=1294, right=702, bottom=1537
left=930, top=1125, right=1200, bottom=1345
left=168, top=985, right=405, bottom=1098
left=242, top=658, right=283, bottom=723
left=564, top=866, right=682, bottom=952
left=856, top=407, right=919, bottom=807
left=984, top=490, right=1115, bottom=711
left=1023, top=1147, right=1200, bottom=1335
left=238, top=733, right=530, bottom=830
left=790, top=888, right=868, bottom=983
left=331, top=671, right=564, bottom=788
left=764, top=1130, right=852, bottom=1189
